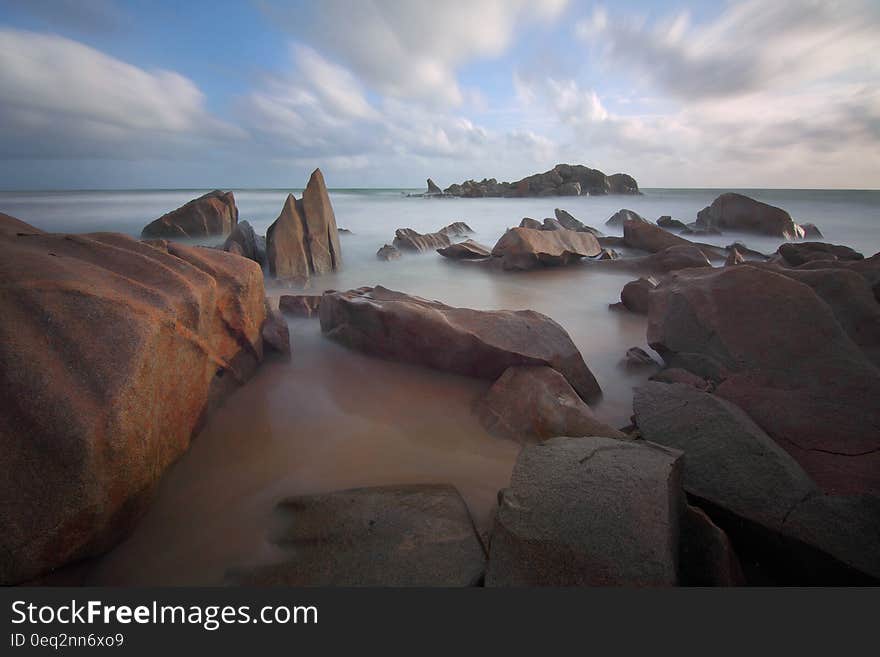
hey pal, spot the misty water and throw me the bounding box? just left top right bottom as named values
left=3, top=187, right=878, bottom=585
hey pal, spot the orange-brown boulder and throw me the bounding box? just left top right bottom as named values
left=141, top=190, right=238, bottom=239
left=491, top=227, right=601, bottom=270
left=0, top=214, right=268, bottom=584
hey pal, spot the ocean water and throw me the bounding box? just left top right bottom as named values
left=3, top=187, right=877, bottom=585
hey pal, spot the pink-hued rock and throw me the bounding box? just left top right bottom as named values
left=491, top=227, right=601, bottom=270
left=141, top=190, right=238, bottom=239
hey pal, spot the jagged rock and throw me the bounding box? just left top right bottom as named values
left=224, top=220, right=265, bottom=266
left=777, top=242, right=864, bottom=266
left=262, top=308, right=290, bottom=360
left=376, top=244, right=401, bottom=260
left=231, top=485, right=485, bottom=586
left=427, top=178, right=442, bottom=194
left=696, top=193, right=806, bottom=239
left=486, top=436, right=683, bottom=586
left=393, top=228, right=451, bottom=252
left=141, top=190, right=238, bottom=239
left=657, top=216, right=688, bottom=231
left=441, top=221, right=474, bottom=237
left=620, top=276, right=658, bottom=314
left=554, top=208, right=604, bottom=236
left=474, top=366, right=625, bottom=442
left=680, top=505, right=745, bottom=586
left=319, top=286, right=601, bottom=402
left=0, top=214, right=267, bottom=584
left=279, top=294, right=322, bottom=318
left=646, top=266, right=880, bottom=494
left=437, top=239, right=492, bottom=260
left=491, top=227, right=601, bottom=270
left=605, top=208, right=648, bottom=227
left=265, top=169, right=342, bottom=285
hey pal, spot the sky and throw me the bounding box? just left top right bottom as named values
left=0, top=0, right=877, bottom=190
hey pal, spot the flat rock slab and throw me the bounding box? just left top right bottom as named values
left=319, top=286, right=601, bottom=401
left=486, top=436, right=684, bottom=586
left=232, top=485, right=486, bottom=586
left=437, top=239, right=492, bottom=260
left=475, top=366, right=625, bottom=442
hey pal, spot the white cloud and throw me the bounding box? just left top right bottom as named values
left=0, top=28, right=242, bottom=158
left=261, top=0, right=568, bottom=106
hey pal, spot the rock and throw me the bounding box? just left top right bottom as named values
left=141, top=190, right=238, bottom=239
left=337, top=227, right=352, bottom=235
left=657, top=216, right=688, bottom=231
left=320, top=286, right=601, bottom=402
left=650, top=368, right=713, bottom=391
left=300, top=168, right=343, bottom=274
left=261, top=307, right=291, bottom=360
left=441, top=221, right=474, bottom=237
left=474, top=366, right=625, bottom=442
left=554, top=208, right=604, bottom=236
left=605, top=208, right=647, bottom=227
left=635, top=381, right=880, bottom=583
left=0, top=214, right=267, bottom=584
left=376, top=244, right=401, bottom=260
left=680, top=505, right=745, bottom=586
left=645, top=267, right=880, bottom=494
left=437, top=239, right=492, bottom=260
left=279, top=294, right=322, bottom=318
left=623, top=215, right=696, bottom=253
left=597, top=248, right=617, bottom=260
left=393, top=227, right=452, bottom=252
left=486, top=436, right=683, bottom=586
left=620, top=276, right=658, bottom=314
left=557, top=181, right=581, bottom=196
left=696, top=193, right=805, bottom=239
left=541, top=217, right=564, bottom=231
left=427, top=178, right=442, bottom=194
left=519, top=217, right=543, bottom=230
left=223, top=220, right=264, bottom=266
left=490, top=227, right=601, bottom=270
left=800, top=223, right=824, bottom=239
left=725, top=246, right=745, bottom=266
left=232, top=485, right=485, bottom=586
left=777, top=242, right=863, bottom=266
left=266, top=194, right=310, bottom=284
left=625, top=346, right=657, bottom=367
left=645, top=245, right=712, bottom=271
left=681, top=222, right=722, bottom=236
left=608, top=172, right=640, bottom=195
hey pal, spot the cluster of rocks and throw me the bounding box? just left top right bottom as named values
left=412, top=164, right=640, bottom=198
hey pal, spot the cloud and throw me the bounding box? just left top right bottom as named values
left=260, top=0, right=568, bottom=106
left=0, top=28, right=243, bottom=159
left=0, top=0, right=127, bottom=34
left=576, top=0, right=880, bottom=100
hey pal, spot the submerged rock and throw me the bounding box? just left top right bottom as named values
left=657, top=215, right=688, bottom=231
left=279, top=294, right=322, bottom=318
left=376, top=244, right=401, bottom=260
left=490, top=227, right=601, bottom=270
left=437, top=239, right=492, bottom=260
left=620, top=276, right=658, bottom=314
left=554, top=208, right=604, bottom=236
left=623, top=215, right=696, bottom=253
left=141, top=189, right=238, bottom=239
left=696, top=193, right=806, bottom=239
left=777, top=242, right=863, bottom=266
left=261, top=308, right=291, bottom=360
left=319, top=286, right=601, bottom=401
left=486, top=436, right=684, bottom=586
left=393, top=227, right=451, bottom=252
left=232, top=485, right=485, bottom=586
left=0, top=214, right=268, bottom=584
left=605, top=208, right=647, bottom=227
left=474, top=366, right=625, bottom=442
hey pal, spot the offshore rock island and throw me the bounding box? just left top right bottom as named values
left=416, top=163, right=640, bottom=198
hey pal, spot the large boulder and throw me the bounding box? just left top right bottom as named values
left=437, top=239, right=491, bottom=260
left=474, top=366, right=625, bottom=442
left=634, top=381, right=880, bottom=583
left=608, top=173, right=640, bottom=195
left=141, top=190, right=238, bottom=239
left=266, top=168, right=342, bottom=285
left=646, top=266, right=880, bottom=494
left=620, top=276, right=658, bottom=314
left=623, top=216, right=696, bottom=253
left=486, top=436, right=684, bottom=586
left=696, top=193, right=805, bottom=239
left=393, top=227, right=452, bottom=252
left=231, top=485, right=485, bottom=586
left=319, top=286, right=601, bottom=401
left=777, top=242, right=863, bottom=266
left=0, top=215, right=268, bottom=584
left=490, top=227, right=601, bottom=270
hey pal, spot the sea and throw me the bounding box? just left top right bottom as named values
left=2, top=187, right=877, bottom=584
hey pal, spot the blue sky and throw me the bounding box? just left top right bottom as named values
left=0, top=0, right=877, bottom=189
